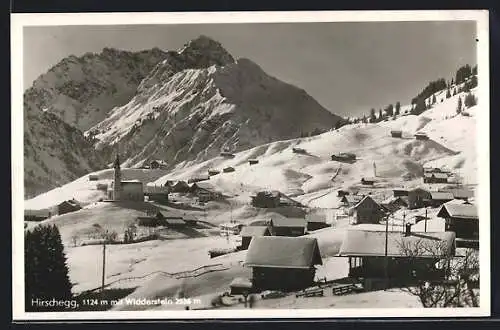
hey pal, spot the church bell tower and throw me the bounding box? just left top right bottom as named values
left=113, top=153, right=122, bottom=201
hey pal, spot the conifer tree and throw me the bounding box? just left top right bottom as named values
left=25, top=224, right=72, bottom=312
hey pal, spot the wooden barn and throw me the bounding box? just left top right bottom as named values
left=245, top=236, right=323, bottom=291
left=57, top=199, right=82, bottom=216
left=350, top=196, right=386, bottom=225
left=251, top=191, right=281, bottom=208
left=414, top=132, right=429, bottom=140
left=239, top=226, right=271, bottom=250
left=390, top=130, right=403, bottom=138
left=361, top=177, right=376, bottom=185
left=269, top=216, right=306, bottom=237
left=337, top=228, right=456, bottom=287
left=423, top=172, right=448, bottom=184
left=424, top=192, right=454, bottom=207
left=407, top=188, right=432, bottom=209
left=437, top=204, right=478, bottom=248
left=331, top=152, right=356, bottom=163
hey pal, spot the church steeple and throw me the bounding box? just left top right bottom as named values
left=112, top=152, right=122, bottom=201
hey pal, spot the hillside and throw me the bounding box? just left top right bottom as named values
left=88, top=35, right=341, bottom=168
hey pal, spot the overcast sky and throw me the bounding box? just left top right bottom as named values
left=23, top=21, right=476, bottom=117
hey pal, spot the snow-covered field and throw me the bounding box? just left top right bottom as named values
left=22, top=85, right=480, bottom=310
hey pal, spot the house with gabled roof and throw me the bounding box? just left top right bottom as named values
left=245, top=236, right=323, bottom=291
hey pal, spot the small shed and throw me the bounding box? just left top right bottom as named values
left=390, top=130, right=403, bottom=138
left=361, top=177, right=376, bottom=185
left=245, top=236, right=323, bottom=291
left=239, top=226, right=271, bottom=250
left=223, top=166, right=235, bottom=173
left=437, top=204, right=478, bottom=248
left=415, top=132, right=429, bottom=140
left=88, top=174, right=99, bottom=181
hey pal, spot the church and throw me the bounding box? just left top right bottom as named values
left=107, top=154, right=144, bottom=202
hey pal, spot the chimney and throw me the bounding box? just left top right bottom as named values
left=405, top=223, right=412, bottom=237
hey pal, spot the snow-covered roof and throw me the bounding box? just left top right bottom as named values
left=338, top=230, right=455, bottom=258
left=245, top=236, right=322, bottom=269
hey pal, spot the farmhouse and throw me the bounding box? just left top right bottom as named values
left=340, top=195, right=364, bottom=208
left=57, top=199, right=82, bottom=216
left=423, top=172, right=448, bottom=184
left=424, top=192, right=454, bottom=208
left=331, top=152, right=356, bottom=162
left=239, top=226, right=271, bottom=250
left=269, top=216, right=306, bottom=237
left=437, top=203, right=478, bottom=248
left=414, top=132, right=429, bottom=140
left=251, top=191, right=281, bottom=208
left=337, top=227, right=456, bottom=287
left=350, top=195, right=386, bottom=225
left=361, top=177, right=376, bottom=185
left=245, top=236, right=323, bottom=291
left=390, top=130, right=403, bottom=138
left=407, top=188, right=432, bottom=209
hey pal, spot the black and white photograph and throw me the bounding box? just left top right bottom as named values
left=11, top=11, right=490, bottom=320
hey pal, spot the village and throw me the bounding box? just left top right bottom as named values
left=23, top=121, right=479, bottom=310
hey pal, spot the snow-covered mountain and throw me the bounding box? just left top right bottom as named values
left=87, top=35, right=341, bottom=167
left=24, top=47, right=167, bottom=131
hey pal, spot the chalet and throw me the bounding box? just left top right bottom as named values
left=305, top=213, right=329, bottom=231
left=337, top=228, right=456, bottom=288
left=170, top=180, right=190, bottom=193
left=88, top=174, right=99, bottom=181
left=187, top=175, right=210, bottom=184
left=361, top=177, right=376, bottom=185
left=245, top=236, right=323, bottom=291
left=424, top=192, right=454, bottom=207
left=269, top=216, right=306, bottom=237
left=337, top=190, right=350, bottom=197
left=150, top=160, right=168, bottom=169
left=292, top=147, right=307, bottom=154
left=220, top=152, right=236, bottom=158
left=390, top=130, right=403, bottom=138
left=208, top=169, right=220, bottom=176
left=331, top=152, right=356, bottom=163
left=414, top=132, right=429, bottom=140
left=24, top=209, right=51, bottom=222
left=340, top=195, right=364, bottom=208
left=393, top=189, right=409, bottom=197
left=437, top=204, right=478, bottom=249
left=423, top=172, right=448, bottom=184
left=251, top=191, right=281, bottom=208
left=223, top=166, right=235, bottom=173
left=438, top=188, right=474, bottom=202
left=239, top=226, right=271, bottom=250
left=57, top=199, right=82, bottom=216
left=249, top=159, right=259, bottom=165
left=408, top=188, right=432, bottom=209
left=350, top=196, right=385, bottom=225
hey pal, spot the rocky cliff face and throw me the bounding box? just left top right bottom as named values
left=88, top=36, right=341, bottom=168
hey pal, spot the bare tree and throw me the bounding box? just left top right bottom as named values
left=397, top=239, right=479, bottom=308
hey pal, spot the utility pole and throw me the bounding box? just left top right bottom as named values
left=101, top=242, right=106, bottom=293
